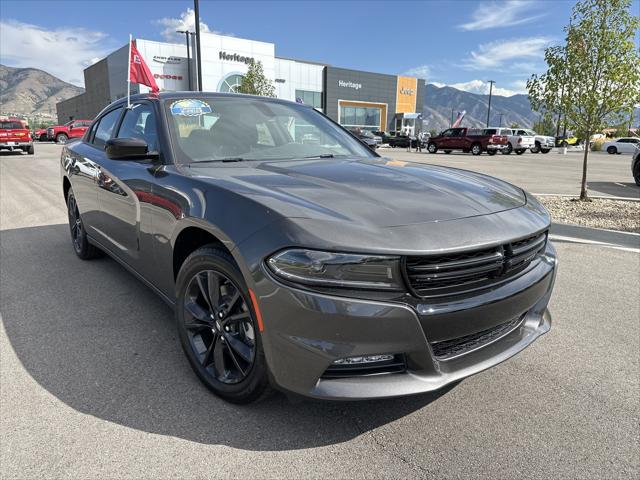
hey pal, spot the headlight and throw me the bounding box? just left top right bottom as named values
left=266, top=249, right=404, bottom=291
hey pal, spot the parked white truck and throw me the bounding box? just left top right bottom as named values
left=503, top=128, right=536, bottom=155
left=512, top=128, right=555, bottom=153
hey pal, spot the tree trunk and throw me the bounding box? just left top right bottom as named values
left=579, top=130, right=591, bottom=201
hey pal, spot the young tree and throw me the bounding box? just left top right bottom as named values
left=532, top=112, right=557, bottom=136
left=237, top=60, right=276, bottom=97
left=527, top=0, right=640, bottom=200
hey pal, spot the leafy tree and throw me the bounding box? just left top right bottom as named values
left=237, top=60, right=276, bottom=97
left=527, top=0, right=640, bottom=200
left=532, top=112, right=557, bottom=136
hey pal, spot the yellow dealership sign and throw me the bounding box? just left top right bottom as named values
left=396, top=76, right=418, bottom=114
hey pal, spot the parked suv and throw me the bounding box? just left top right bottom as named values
left=427, top=127, right=509, bottom=155
left=0, top=118, right=34, bottom=154
left=47, top=119, right=92, bottom=143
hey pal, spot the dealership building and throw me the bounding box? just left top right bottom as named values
left=57, top=32, right=425, bottom=133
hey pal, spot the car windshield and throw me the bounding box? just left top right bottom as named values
left=523, top=129, right=536, bottom=135
left=0, top=122, right=23, bottom=129
left=164, top=96, right=375, bottom=163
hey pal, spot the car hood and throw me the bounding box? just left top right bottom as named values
left=190, top=157, right=526, bottom=227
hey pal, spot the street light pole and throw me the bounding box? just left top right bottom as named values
left=176, top=30, right=193, bottom=91
left=486, top=80, right=495, bottom=127
left=194, top=0, right=203, bottom=91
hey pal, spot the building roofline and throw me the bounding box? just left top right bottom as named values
left=275, top=55, right=328, bottom=67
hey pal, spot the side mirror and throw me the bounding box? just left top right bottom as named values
left=105, top=138, right=157, bottom=160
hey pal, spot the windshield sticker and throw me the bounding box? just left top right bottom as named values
left=170, top=99, right=212, bottom=117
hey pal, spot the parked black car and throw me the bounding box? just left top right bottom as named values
left=347, top=128, right=378, bottom=150
left=61, top=92, right=557, bottom=403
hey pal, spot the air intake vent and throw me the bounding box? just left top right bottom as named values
left=405, top=231, right=547, bottom=298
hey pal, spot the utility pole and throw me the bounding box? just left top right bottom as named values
left=176, top=30, right=193, bottom=90
left=486, top=80, right=495, bottom=127
left=194, top=0, right=203, bottom=91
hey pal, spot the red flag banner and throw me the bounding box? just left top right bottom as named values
left=129, top=41, right=159, bottom=93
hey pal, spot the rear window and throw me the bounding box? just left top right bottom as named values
left=484, top=129, right=498, bottom=135
left=0, top=122, right=24, bottom=129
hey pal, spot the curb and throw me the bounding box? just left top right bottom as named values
left=533, top=193, right=640, bottom=202
left=550, top=222, right=640, bottom=251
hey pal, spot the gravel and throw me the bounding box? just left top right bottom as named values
left=537, top=195, right=640, bottom=233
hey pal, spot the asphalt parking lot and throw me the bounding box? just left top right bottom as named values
left=1, top=143, right=639, bottom=479
left=383, top=146, right=639, bottom=199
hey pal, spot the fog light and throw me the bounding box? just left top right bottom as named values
left=333, top=354, right=394, bottom=365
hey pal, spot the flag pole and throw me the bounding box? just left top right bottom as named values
left=127, top=34, right=132, bottom=109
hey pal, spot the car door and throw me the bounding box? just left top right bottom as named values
left=439, top=129, right=453, bottom=148
left=63, top=109, right=122, bottom=238
left=96, top=101, right=161, bottom=275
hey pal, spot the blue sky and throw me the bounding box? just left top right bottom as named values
left=1, top=0, right=638, bottom=96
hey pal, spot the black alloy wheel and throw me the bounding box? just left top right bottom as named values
left=66, top=189, right=100, bottom=259
left=176, top=247, right=269, bottom=403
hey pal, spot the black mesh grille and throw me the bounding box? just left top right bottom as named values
left=405, top=231, right=547, bottom=298
left=430, top=315, right=525, bottom=360
left=321, top=355, right=406, bottom=379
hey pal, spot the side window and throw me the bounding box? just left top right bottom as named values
left=117, top=103, right=158, bottom=151
left=441, top=129, right=453, bottom=137
left=92, top=107, right=123, bottom=149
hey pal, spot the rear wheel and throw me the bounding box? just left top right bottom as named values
left=471, top=143, right=482, bottom=156
left=427, top=142, right=438, bottom=154
left=56, top=133, right=68, bottom=144
left=607, top=146, right=617, bottom=154
left=67, top=188, right=101, bottom=259
left=176, top=247, right=270, bottom=404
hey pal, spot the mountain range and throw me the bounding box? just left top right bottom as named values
left=0, top=64, right=84, bottom=120
left=422, top=84, right=537, bottom=132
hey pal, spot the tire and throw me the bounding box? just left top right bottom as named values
left=633, top=161, right=640, bottom=186
left=487, top=150, right=497, bottom=156
left=176, top=247, right=270, bottom=404
left=607, top=146, right=617, bottom=154
left=530, top=142, right=540, bottom=154
left=427, top=142, right=438, bottom=154
left=471, top=143, right=482, bottom=156
left=56, top=133, right=68, bottom=144
left=502, top=143, right=513, bottom=155
left=66, top=188, right=101, bottom=260
left=444, top=150, right=452, bottom=154
left=27, top=145, right=34, bottom=155
left=541, top=148, right=551, bottom=154
left=516, top=149, right=525, bottom=155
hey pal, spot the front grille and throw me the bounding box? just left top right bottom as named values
left=430, top=315, right=525, bottom=360
left=404, top=231, right=547, bottom=298
left=320, top=355, right=406, bottom=379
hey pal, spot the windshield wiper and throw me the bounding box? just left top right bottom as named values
left=189, top=157, right=245, bottom=165
left=303, top=153, right=335, bottom=159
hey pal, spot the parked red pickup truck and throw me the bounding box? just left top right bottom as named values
left=427, top=127, right=509, bottom=156
left=47, top=119, right=92, bottom=143
left=0, top=118, right=34, bottom=154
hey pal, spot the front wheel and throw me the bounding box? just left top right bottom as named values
left=56, top=133, right=68, bottom=144
left=427, top=142, right=438, bottom=154
left=471, top=144, right=482, bottom=156
left=541, top=148, right=551, bottom=154
left=607, top=146, right=617, bottom=154
left=176, top=247, right=270, bottom=404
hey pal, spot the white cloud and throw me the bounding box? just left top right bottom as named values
left=459, top=0, right=545, bottom=31
left=432, top=79, right=527, bottom=97
left=155, top=8, right=223, bottom=42
left=403, top=65, right=431, bottom=79
left=0, top=20, right=111, bottom=87
left=463, top=37, right=552, bottom=70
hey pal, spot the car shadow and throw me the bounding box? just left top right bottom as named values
left=1, top=224, right=455, bottom=451
left=588, top=181, right=639, bottom=198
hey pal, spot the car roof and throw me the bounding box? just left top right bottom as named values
left=110, top=91, right=313, bottom=109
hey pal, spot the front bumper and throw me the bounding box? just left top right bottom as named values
left=0, top=141, right=32, bottom=150
left=537, top=139, right=555, bottom=149
left=256, top=241, right=557, bottom=400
